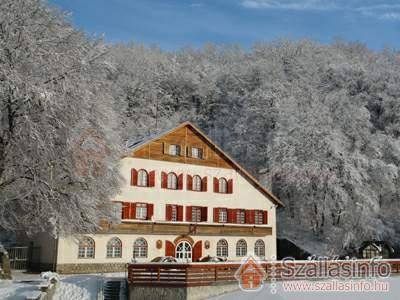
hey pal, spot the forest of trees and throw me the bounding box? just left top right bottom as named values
left=1, top=0, right=400, bottom=255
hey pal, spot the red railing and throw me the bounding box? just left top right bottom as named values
left=127, top=260, right=400, bottom=287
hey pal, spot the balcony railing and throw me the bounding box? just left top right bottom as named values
left=128, top=260, right=400, bottom=287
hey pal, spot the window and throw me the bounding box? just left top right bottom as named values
left=362, top=245, right=380, bottom=259
left=219, top=209, right=227, bottom=223
left=137, top=169, right=148, bottom=187
left=135, top=203, right=147, bottom=219
left=106, top=238, right=122, bottom=258
left=133, top=238, right=148, bottom=258
left=78, top=237, right=95, bottom=259
left=167, top=172, right=178, bottom=189
left=169, top=144, right=181, bottom=156
left=191, top=147, right=203, bottom=159
left=219, top=178, right=228, bottom=193
left=236, top=210, right=245, bottom=224
left=171, top=205, right=178, bottom=221
left=217, top=239, right=228, bottom=257
left=192, top=207, right=201, bottom=223
left=255, top=211, right=264, bottom=224
left=192, top=175, right=202, bottom=191
left=254, top=240, right=265, bottom=257
left=236, top=240, right=247, bottom=257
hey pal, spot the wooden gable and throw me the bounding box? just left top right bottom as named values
left=131, top=124, right=233, bottom=169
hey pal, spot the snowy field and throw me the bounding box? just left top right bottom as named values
left=0, top=272, right=125, bottom=300
left=211, top=276, right=400, bottom=300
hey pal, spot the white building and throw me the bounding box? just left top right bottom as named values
left=29, top=122, right=284, bottom=273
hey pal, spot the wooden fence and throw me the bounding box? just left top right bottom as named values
left=128, top=260, right=400, bottom=287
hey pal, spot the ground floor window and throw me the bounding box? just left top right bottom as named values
left=216, top=239, right=228, bottom=257
left=176, top=241, right=192, bottom=261
left=106, top=237, right=122, bottom=258
left=236, top=239, right=247, bottom=257
left=78, top=237, right=95, bottom=259
left=254, top=239, right=265, bottom=257
left=133, top=238, right=148, bottom=258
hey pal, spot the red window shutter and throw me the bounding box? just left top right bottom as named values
left=165, top=240, right=175, bottom=257
left=177, top=205, right=183, bottom=221
left=201, top=207, right=208, bottom=222
left=166, top=205, right=172, bottom=221
left=213, top=208, right=219, bottom=223
left=186, top=206, right=192, bottom=222
left=213, top=177, right=219, bottom=193
left=149, top=170, right=155, bottom=187
left=227, top=179, right=233, bottom=194
left=192, top=241, right=202, bottom=262
left=129, top=203, right=136, bottom=219
left=122, top=202, right=129, bottom=219
left=245, top=210, right=255, bottom=224
left=161, top=172, right=167, bottom=189
left=131, top=169, right=138, bottom=186
left=147, top=203, right=154, bottom=220
left=178, top=173, right=183, bottom=190
left=187, top=175, right=193, bottom=191
left=201, top=176, right=207, bottom=192
left=263, top=211, right=268, bottom=224
left=227, top=209, right=235, bottom=223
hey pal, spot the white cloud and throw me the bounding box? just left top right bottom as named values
left=241, top=1, right=400, bottom=21
left=241, top=0, right=337, bottom=11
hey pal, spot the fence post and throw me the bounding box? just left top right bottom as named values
left=157, top=267, right=160, bottom=282
left=214, top=266, right=218, bottom=282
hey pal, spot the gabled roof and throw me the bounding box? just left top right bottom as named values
left=128, top=121, right=284, bottom=207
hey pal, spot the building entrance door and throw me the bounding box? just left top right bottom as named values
left=175, top=241, right=192, bottom=262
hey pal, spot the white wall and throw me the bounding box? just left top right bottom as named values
left=56, top=157, right=278, bottom=264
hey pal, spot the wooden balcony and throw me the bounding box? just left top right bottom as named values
left=100, top=221, right=272, bottom=236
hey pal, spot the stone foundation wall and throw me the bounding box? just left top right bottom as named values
left=56, top=263, right=127, bottom=274
left=129, top=283, right=239, bottom=300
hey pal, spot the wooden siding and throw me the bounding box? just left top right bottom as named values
left=100, top=222, right=272, bottom=236
left=131, top=126, right=233, bottom=169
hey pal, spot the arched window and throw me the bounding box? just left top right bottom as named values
left=167, top=172, right=178, bottom=189
left=216, top=239, right=228, bottom=257
left=78, top=237, right=95, bottom=258
left=236, top=239, right=247, bottom=257
left=254, top=240, right=265, bottom=257
left=219, top=178, right=228, bottom=193
left=106, top=237, right=122, bottom=258
left=137, top=169, right=148, bottom=187
left=192, top=175, right=202, bottom=191
left=133, top=238, right=148, bottom=258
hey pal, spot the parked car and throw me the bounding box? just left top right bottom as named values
left=199, top=255, right=227, bottom=262
left=151, top=256, right=178, bottom=263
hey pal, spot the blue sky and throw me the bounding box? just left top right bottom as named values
left=49, top=0, right=400, bottom=50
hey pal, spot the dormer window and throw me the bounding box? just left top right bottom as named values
left=191, top=147, right=203, bottom=159
left=169, top=144, right=181, bottom=156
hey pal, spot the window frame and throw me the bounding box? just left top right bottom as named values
left=216, top=239, right=229, bottom=257
left=192, top=206, right=202, bottom=223
left=168, top=144, right=181, bottom=156
left=254, top=239, right=265, bottom=257
left=218, top=208, right=228, bottom=223
left=78, top=237, right=95, bottom=259
left=254, top=210, right=264, bottom=225
left=192, top=175, right=202, bottom=191
left=218, top=178, right=228, bottom=193
left=137, top=169, right=148, bottom=187
left=133, top=238, right=148, bottom=258
left=135, top=203, right=147, bottom=220
left=191, top=147, right=203, bottom=159
left=106, top=237, right=122, bottom=258
left=236, top=209, right=246, bottom=224
left=167, top=172, right=178, bottom=190
left=236, top=239, right=247, bottom=257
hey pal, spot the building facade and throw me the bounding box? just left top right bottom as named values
left=30, top=122, right=283, bottom=273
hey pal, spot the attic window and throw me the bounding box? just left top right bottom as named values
left=191, top=147, right=203, bottom=159
left=169, top=144, right=181, bottom=156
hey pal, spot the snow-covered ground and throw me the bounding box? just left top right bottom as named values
left=211, top=276, right=400, bottom=300
left=0, top=272, right=125, bottom=300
